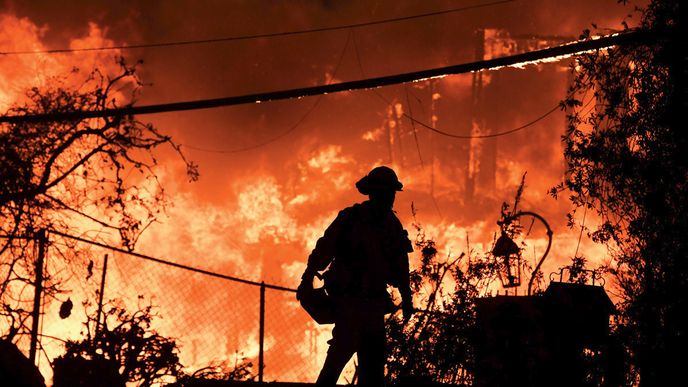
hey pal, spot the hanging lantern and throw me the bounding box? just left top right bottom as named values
left=492, top=209, right=553, bottom=295
left=492, top=232, right=522, bottom=288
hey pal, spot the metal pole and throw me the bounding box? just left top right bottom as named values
left=259, top=282, right=265, bottom=382
left=29, top=229, right=46, bottom=364
left=96, top=254, right=108, bottom=336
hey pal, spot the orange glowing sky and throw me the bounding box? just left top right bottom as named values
left=1, top=0, right=647, bottom=383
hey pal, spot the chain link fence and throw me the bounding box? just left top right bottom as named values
left=11, top=231, right=357, bottom=385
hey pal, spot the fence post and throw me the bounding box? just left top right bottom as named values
left=29, top=229, right=47, bottom=364
left=259, top=282, right=265, bottom=382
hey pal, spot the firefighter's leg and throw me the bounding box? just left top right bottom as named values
left=356, top=314, right=386, bottom=387
left=316, top=323, right=357, bottom=387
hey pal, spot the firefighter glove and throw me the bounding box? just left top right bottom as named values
left=296, top=270, right=315, bottom=301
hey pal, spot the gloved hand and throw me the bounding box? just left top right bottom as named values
left=402, top=299, right=414, bottom=323
left=296, top=269, right=316, bottom=301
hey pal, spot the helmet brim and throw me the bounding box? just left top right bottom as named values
left=355, top=176, right=403, bottom=195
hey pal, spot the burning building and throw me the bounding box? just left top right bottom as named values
left=1, top=1, right=641, bottom=385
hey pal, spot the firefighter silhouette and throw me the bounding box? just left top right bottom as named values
left=297, top=166, right=414, bottom=387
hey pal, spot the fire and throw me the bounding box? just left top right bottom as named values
left=0, top=14, right=54, bottom=108
left=0, top=15, right=124, bottom=109
left=306, top=145, right=350, bottom=174
left=0, top=4, right=635, bottom=385
left=236, top=177, right=298, bottom=244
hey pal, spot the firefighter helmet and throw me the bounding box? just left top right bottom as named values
left=356, top=166, right=403, bottom=195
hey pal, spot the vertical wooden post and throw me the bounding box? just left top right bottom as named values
left=29, top=229, right=46, bottom=364
left=259, top=282, right=265, bottom=382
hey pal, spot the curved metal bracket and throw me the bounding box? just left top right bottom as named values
left=503, top=211, right=553, bottom=295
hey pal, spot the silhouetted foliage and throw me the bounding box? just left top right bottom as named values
left=553, top=1, right=684, bottom=385
left=53, top=301, right=182, bottom=387
left=385, top=205, right=503, bottom=385
left=384, top=177, right=552, bottom=385
left=54, top=299, right=256, bottom=387
left=175, top=356, right=255, bottom=385
left=0, top=59, right=197, bottom=345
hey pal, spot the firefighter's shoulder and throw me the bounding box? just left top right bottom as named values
left=387, top=210, right=405, bottom=230
left=387, top=212, right=413, bottom=252
left=333, top=203, right=361, bottom=222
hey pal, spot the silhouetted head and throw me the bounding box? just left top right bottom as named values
left=356, top=166, right=403, bottom=210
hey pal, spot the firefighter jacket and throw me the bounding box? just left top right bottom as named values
left=305, top=201, right=413, bottom=303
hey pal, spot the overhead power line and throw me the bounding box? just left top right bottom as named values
left=184, top=30, right=353, bottom=154
left=386, top=94, right=561, bottom=139
left=0, top=29, right=651, bottom=124
left=0, top=0, right=514, bottom=56
left=351, top=27, right=561, bottom=139
left=48, top=229, right=297, bottom=293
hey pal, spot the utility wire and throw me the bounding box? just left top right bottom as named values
left=48, top=229, right=297, bottom=293
left=405, top=102, right=561, bottom=139
left=350, top=19, right=561, bottom=140
left=183, top=30, right=352, bottom=154
left=0, top=29, right=651, bottom=124
left=0, top=0, right=515, bottom=56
